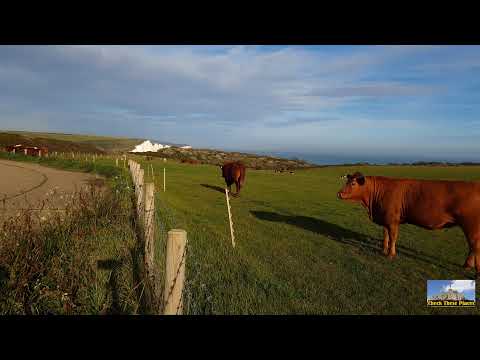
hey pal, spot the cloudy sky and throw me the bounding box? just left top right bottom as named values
left=1, top=45, right=480, bottom=161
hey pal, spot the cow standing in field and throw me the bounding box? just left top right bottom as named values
left=220, top=161, right=246, bottom=197
left=337, top=172, right=480, bottom=277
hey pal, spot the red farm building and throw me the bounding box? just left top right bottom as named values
left=6, top=144, right=48, bottom=157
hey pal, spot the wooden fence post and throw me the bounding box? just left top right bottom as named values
left=116, top=158, right=119, bottom=167
left=132, top=162, right=137, bottom=184
left=144, top=183, right=155, bottom=274
left=164, top=229, right=187, bottom=315
left=225, top=188, right=235, bottom=248
left=137, top=169, right=144, bottom=219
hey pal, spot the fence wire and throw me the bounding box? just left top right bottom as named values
left=129, top=158, right=213, bottom=315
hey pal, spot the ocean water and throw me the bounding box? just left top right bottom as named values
left=255, top=151, right=479, bottom=166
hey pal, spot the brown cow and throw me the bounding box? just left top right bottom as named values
left=220, top=161, right=246, bottom=197
left=181, top=159, right=199, bottom=165
left=337, top=172, right=480, bottom=276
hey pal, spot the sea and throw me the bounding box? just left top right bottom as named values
left=252, top=151, right=479, bottom=166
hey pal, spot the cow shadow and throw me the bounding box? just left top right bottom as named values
left=200, top=184, right=225, bottom=194
left=250, top=211, right=469, bottom=276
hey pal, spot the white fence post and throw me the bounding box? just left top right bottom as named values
left=225, top=188, right=235, bottom=248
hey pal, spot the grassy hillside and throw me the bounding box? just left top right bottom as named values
left=145, top=147, right=315, bottom=170
left=1, top=130, right=317, bottom=169
left=131, top=155, right=480, bottom=315
left=1, top=130, right=144, bottom=153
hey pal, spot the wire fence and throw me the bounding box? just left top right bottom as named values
left=128, top=158, right=190, bottom=315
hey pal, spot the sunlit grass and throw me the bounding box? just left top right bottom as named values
left=135, top=156, right=480, bottom=315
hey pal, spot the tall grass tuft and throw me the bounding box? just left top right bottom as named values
left=0, top=174, right=140, bottom=314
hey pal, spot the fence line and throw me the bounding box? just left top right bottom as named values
left=128, top=159, right=187, bottom=315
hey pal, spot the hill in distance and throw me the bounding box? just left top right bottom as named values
left=0, top=130, right=317, bottom=170
left=0, top=130, right=146, bottom=154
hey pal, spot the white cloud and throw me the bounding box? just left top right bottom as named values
left=442, top=280, right=475, bottom=293
left=0, top=45, right=468, bottom=150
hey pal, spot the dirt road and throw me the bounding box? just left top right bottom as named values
left=0, top=159, right=99, bottom=221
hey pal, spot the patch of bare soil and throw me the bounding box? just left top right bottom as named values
left=0, top=159, right=101, bottom=225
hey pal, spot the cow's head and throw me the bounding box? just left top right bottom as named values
left=337, top=172, right=366, bottom=201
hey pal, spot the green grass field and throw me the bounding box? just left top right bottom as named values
left=3, top=151, right=479, bottom=314
left=131, top=156, right=480, bottom=315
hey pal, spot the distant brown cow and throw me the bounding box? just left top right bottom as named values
left=337, top=172, right=480, bottom=277
left=181, top=159, right=199, bottom=165
left=220, top=161, right=246, bottom=197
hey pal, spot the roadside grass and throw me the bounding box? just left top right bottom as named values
left=133, top=156, right=480, bottom=315
left=0, top=154, right=142, bottom=314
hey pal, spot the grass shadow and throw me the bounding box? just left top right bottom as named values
left=0, top=265, right=8, bottom=286
left=127, top=186, right=160, bottom=314
left=200, top=184, right=224, bottom=194
left=97, top=259, right=123, bottom=314
left=251, top=210, right=472, bottom=277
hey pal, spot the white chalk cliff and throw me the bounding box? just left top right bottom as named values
left=131, top=140, right=172, bottom=153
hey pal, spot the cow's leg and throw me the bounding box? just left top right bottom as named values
left=464, top=251, right=475, bottom=270
left=386, top=223, right=399, bottom=260
left=461, top=224, right=477, bottom=270
left=383, top=227, right=390, bottom=256
left=474, top=240, right=480, bottom=278
left=465, top=232, right=480, bottom=277
left=466, top=235, right=480, bottom=277
left=235, top=180, right=241, bottom=197
left=463, top=241, right=475, bottom=270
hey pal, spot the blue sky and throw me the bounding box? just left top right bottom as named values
left=427, top=280, right=476, bottom=300
left=1, top=45, right=480, bottom=161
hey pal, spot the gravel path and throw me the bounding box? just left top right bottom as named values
left=0, top=159, right=99, bottom=221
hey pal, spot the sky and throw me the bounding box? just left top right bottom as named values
left=1, top=45, right=480, bottom=162
left=427, top=280, right=476, bottom=300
